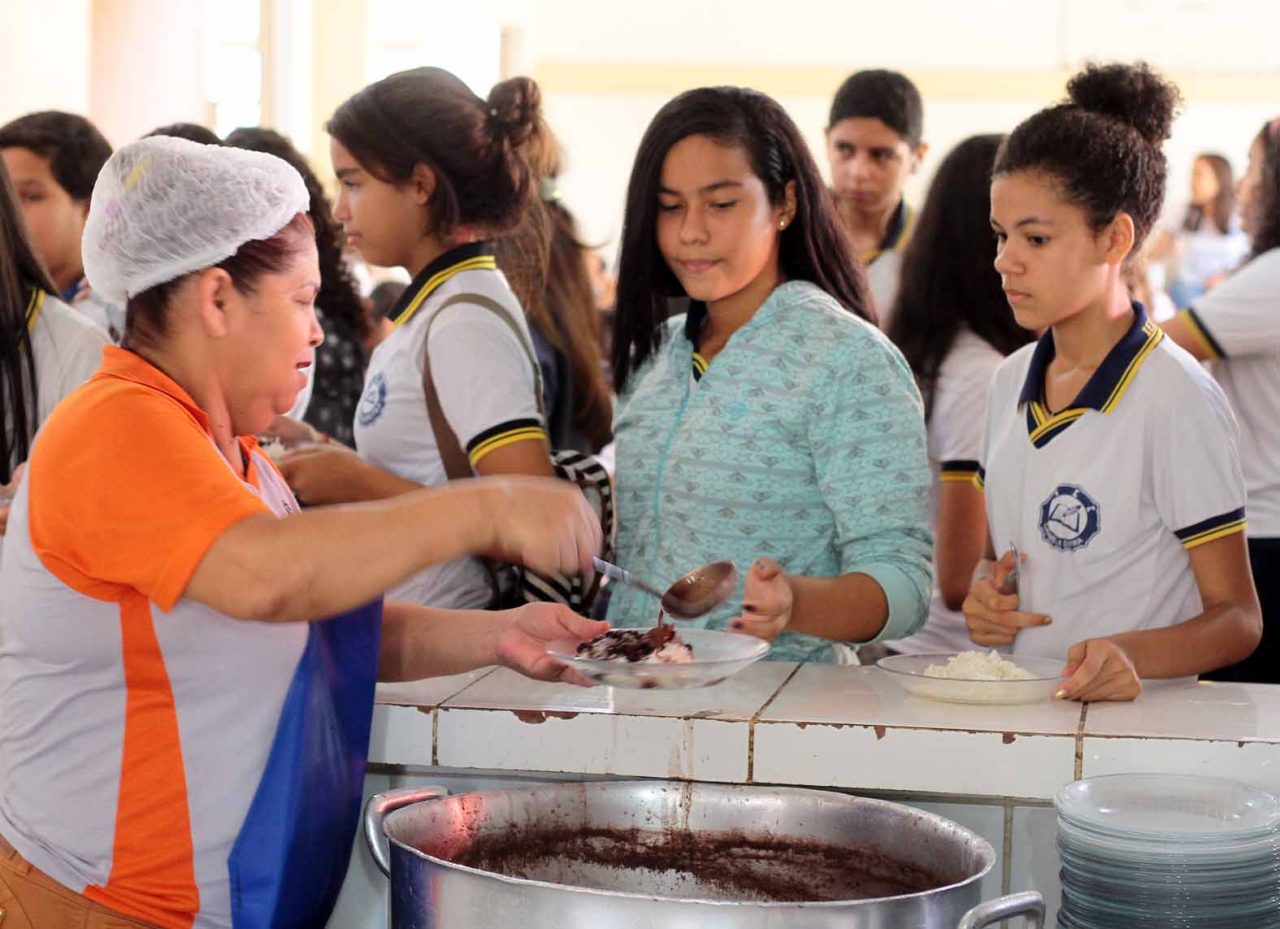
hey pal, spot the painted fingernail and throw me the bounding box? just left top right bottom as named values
left=1053, top=689, right=1068, bottom=700
left=730, top=622, right=744, bottom=630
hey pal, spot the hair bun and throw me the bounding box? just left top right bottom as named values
left=1067, top=62, right=1180, bottom=146
left=486, top=76, right=542, bottom=149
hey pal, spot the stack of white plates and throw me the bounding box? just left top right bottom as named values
left=1055, top=774, right=1280, bottom=928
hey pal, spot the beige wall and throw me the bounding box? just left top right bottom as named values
left=0, top=0, right=92, bottom=122
left=88, top=0, right=206, bottom=146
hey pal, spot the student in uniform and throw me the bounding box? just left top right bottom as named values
left=1162, top=117, right=1280, bottom=683
left=963, top=63, right=1262, bottom=702
left=876, top=135, right=1034, bottom=661
left=277, top=68, right=557, bottom=610
left=608, top=86, right=933, bottom=663
left=0, top=157, right=108, bottom=540
left=0, top=136, right=603, bottom=929
left=0, top=111, right=120, bottom=338
left=825, top=69, right=927, bottom=326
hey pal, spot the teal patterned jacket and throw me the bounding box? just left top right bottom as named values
left=607, top=281, right=933, bottom=663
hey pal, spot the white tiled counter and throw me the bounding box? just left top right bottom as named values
left=330, top=668, right=1280, bottom=927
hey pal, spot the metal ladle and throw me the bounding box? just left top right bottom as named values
left=592, top=557, right=738, bottom=620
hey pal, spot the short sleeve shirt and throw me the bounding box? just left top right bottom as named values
left=352, top=243, right=546, bottom=608
left=0, top=346, right=309, bottom=929
left=978, top=306, right=1246, bottom=660
left=1181, top=248, right=1280, bottom=537
left=889, top=330, right=1005, bottom=655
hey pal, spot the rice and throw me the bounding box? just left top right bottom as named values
left=923, top=650, right=1036, bottom=681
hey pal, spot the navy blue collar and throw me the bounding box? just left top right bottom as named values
left=1017, top=302, right=1162, bottom=412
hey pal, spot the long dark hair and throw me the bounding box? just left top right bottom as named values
left=887, top=135, right=1032, bottom=418
left=1183, top=153, right=1235, bottom=235
left=0, top=158, right=55, bottom=483
left=1249, top=120, right=1280, bottom=259
left=495, top=124, right=613, bottom=450
left=612, top=86, right=871, bottom=393
left=224, top=126, right=370, bottom=342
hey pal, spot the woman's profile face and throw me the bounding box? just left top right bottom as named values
left=330, top=136, right=426, bottom=269
left=655, top=134, right=787, bottom=308
left=222, top=237, right=324, bottom=435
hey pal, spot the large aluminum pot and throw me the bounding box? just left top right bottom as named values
left=365, top=781, right=1043, bottom=929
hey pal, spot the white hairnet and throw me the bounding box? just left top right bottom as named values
left=82, top=136, right=309, bottom=306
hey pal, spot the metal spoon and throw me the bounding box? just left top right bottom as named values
left=998, top=541, right=1021, bottom=596
left=592, top=557, right=738, bottom=620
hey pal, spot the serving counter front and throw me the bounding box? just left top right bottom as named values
left=327, top=664, right=1280, bottom=927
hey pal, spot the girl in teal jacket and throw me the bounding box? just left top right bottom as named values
left=608, top=86, right=932, bottom=663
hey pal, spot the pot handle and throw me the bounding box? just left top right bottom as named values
left=956, top=891, right=1044, bottom=929
left=363, top=785, right=450, bottom=878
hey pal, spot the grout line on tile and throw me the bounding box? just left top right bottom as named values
left=434, top=667, right=500, bottom=708
left=1001, top=804, right=1014, bottom=895
left=747, top=663, right=805, bottom=783
left=1074, top=704, right=1088, bottom=780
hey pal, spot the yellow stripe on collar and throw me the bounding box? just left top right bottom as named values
left=1101, top=322, right=1164, bottom=413
left=391, top=255, right=498, bottom=330
left=25, top=289, right=45, bottom=334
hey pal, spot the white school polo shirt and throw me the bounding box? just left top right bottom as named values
left=1180, top=248, right=1280, bottom=538
left=977, top=305, right=1246, bottom=661
left=352, top=242, right=545, bottom=609
left=889, top=330, right=1005, bottom=655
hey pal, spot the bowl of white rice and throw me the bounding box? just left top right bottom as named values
left=876, top=651, right=1066, bottom=705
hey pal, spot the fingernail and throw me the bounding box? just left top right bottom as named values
left=1053, top=689, right=1067, bottom=700
left=730, top=622, right=743, bottom=631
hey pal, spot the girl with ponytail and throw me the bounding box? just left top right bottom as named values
left=279, top=69, right=563, bottom=611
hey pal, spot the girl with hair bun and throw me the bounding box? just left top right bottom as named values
left=1162, top=117, right=1280, bottom=683
left=964, top=62, right=1262, bottom=701
left=280, top=68, right=565, bottom=610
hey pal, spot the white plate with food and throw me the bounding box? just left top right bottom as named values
left=877, top=651, right=1066, bottom=705
left=547, top=627, right=770, bottom=689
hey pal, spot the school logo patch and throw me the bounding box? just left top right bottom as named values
left=358, top=372, right=388, bottom=427
left=1038, top=484, right=1101, bottom=552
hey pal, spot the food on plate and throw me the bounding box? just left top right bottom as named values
left=923, top=650, right=1036, bottom=681
left=576, top=623, right=695, bottom=664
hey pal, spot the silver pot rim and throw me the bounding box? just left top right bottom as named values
left=379, top=780, right=997, bottom=908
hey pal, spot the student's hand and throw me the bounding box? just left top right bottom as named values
left=1057, top=638, right=1142, bottom=702
left=479, top=477, right=603, bottom=578
left=963, top=550, right=1051, bottom=646
left=497, top=602, right=609, bottom=686
left=280, top=443, right=375, bottom=505
left=263, top=415, right=324, bottom=448
left=729, top=558, right=793, bottom=642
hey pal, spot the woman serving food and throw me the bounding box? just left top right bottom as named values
left=0, top=137, right=603, bottom=929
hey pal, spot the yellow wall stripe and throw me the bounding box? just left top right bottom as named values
left=533, top=62, right=1280, bottom=103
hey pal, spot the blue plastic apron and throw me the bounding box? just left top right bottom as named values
left=227, top=599, right=383, bottom=928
